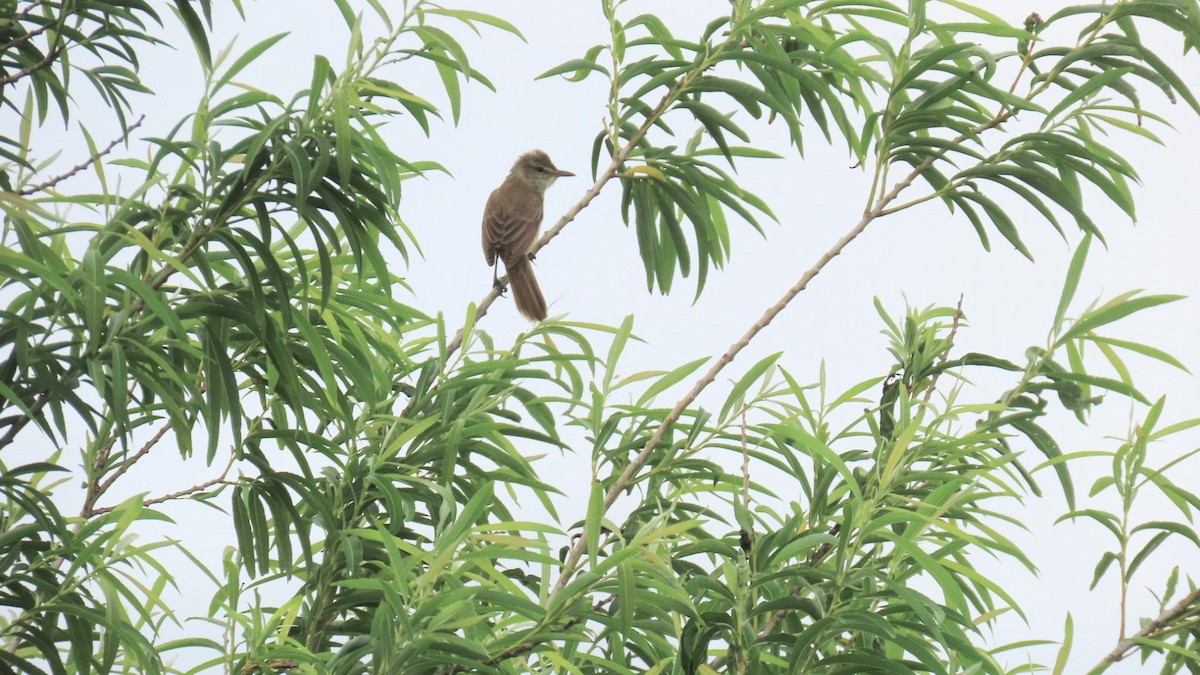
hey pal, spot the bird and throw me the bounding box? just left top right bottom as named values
left=481, top=150, right=574, bottom=322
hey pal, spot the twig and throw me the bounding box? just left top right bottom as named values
left=400, top=79, right=687, bottom=418
left=20, top=114, right=145, bottom=196
left=549, top=196, right=878, bottom=594
left=1090, top=585, right=1200, bottom=672
left=88, top=458, right=235, bottom=516
left=0, top=43, right=64, bottom=86
left=548, top=107, right=1019, bottom=599
left=0, top=0, right=52, bottom=52
left=1, top=0, right=47, bottom=28
left=81, top=419, right=172, bottom=516
left=923, top=293, right=965, bottom=402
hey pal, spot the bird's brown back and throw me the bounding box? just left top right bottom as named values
left=482, top=177, right=544, bottom=269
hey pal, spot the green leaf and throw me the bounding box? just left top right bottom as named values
left=424, top=8, right=525, bottom=40
left=1052, top=613, right=1073, bottom=675
left=1058, top=292, right=1184, bottom=346
left=1045, top=67, right=1134, bottom=124
left=585, top=480, right=603, bottom=567
left=1014, top=418, right=1074, bottom=510
left=960, top=191, right=1033, bottom=260
left=213, top=32, right=289, bottom=93
left=173, top=0, right=212, bottom=69
left=636, top=356, right=709, bottom=407
left=1086, top=335, right=1190, bottom=373
left=1090, top=551, right=1118, bottom=590
left=1054, top=235, right=1092, bottom=331
left=719, top=352, right=781, bottom=423
left=536, top=58, right=610, bottom=82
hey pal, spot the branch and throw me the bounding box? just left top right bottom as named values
left=0, top=0, right=51, bottom=52
left=547, top=193, right=880, bottom=595
left=0, top=42, right=64, bottom=86
left=1, top=0, right=46, bottom=26
left=81, top=419, right=172, bottom=517
left=88, top=457, right=235, bottom=516
left=548, top=108, right=1019, bottom=599
left=20, top=115, right=145, bottom=196
left=400, top=79, right=687, bottom=418
left=1091, top=585, right=1200, bottom=672
left=923, top=293, right=965, bottom=402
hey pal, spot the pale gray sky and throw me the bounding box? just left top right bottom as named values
left=20, top=1, right=1200, bottom=671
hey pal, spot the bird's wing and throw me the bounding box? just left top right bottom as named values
left=483, top=187, right=543, bottom=269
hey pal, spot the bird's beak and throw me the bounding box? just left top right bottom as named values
left=555, top=169, right=575, bottom=177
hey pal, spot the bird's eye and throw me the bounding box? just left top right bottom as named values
left=536, top=166, right=545, bottom=173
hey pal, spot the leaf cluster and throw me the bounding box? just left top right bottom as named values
left=1, top=1, right=1198, bottom=673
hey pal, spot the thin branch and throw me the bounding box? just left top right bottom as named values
left=548, top=106, right=1019, bottom=599
left=81, top=419, right=172, bottom=517
left=0, top=42, right=64, bottom=86
left=548, top=194, right=880, bottom=594
left=1, top=0, right=47, bottom=27
left=0, top=0, right=51, bottom=49
left=923, top=293, right=965, bottom=402
left=88, top=457, right=235, bottom=516
left=400, top=79, right=688, bottom=418
left=0, top=1, right=55, bottom=53
left=20, top=114, right=145, bottom=196
left=1091, top=585, right=1200, bottom=672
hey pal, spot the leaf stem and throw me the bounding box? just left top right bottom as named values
left=1090, top=585, right=1200, bottom=673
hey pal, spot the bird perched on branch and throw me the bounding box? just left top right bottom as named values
left=481, top=150, right=574, bottom=322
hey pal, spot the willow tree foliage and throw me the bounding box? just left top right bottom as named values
left=1, top=0, right=1198, bottom=673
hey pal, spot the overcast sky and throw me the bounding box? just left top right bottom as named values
left=19, top=1, right=1200, bottom=671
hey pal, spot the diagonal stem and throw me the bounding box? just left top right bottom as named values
left=402, top=79, right=689, bottom=418
left=21, top=115, right=145, bottom=196
left=1090, top=585, right=1200, bottom=673
left=548, top=107, right=1018, bottom=597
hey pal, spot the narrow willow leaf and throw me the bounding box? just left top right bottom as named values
left=637, top=356, right=709, bottom=407
left=1058, top=293, right=1184, bottom=346
left=1012, top=418, right=1074, bottom=510
left=617, top=559, right=635, bottom=634
left=1045, top=68, right=1134, bottom=125
left=424, top=8, right=525, bottom=40
left=1054, top=234, right=1091, bottom=331
left=435, top=60, right=462, bottom=124
left=440, top=482, right=494, bottom=551
left=213, top=32, right=289, bottom=94
left=719, top=352, right=781, bottom=423
left=585, top=481, right=603, bottom=568
left=173, top=0, right=212, bottom=69
left=603, top=314, right=636, bottom=393
left=962, top=192, right=1033, bottom=260
left=536, top=58, right=611, bottom=82
left=1051, top=614, right=1074, bottom=675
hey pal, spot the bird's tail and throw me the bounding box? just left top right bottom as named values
left=508, top=261, right=547, bottom=322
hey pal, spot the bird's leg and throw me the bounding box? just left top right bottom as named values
left=492, top=260, right=506, bottom=294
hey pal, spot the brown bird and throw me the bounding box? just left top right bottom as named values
left=482, top=150, right=574, bottom=322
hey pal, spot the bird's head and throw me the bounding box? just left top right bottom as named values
left=511, top=150, right=574, bottom=193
